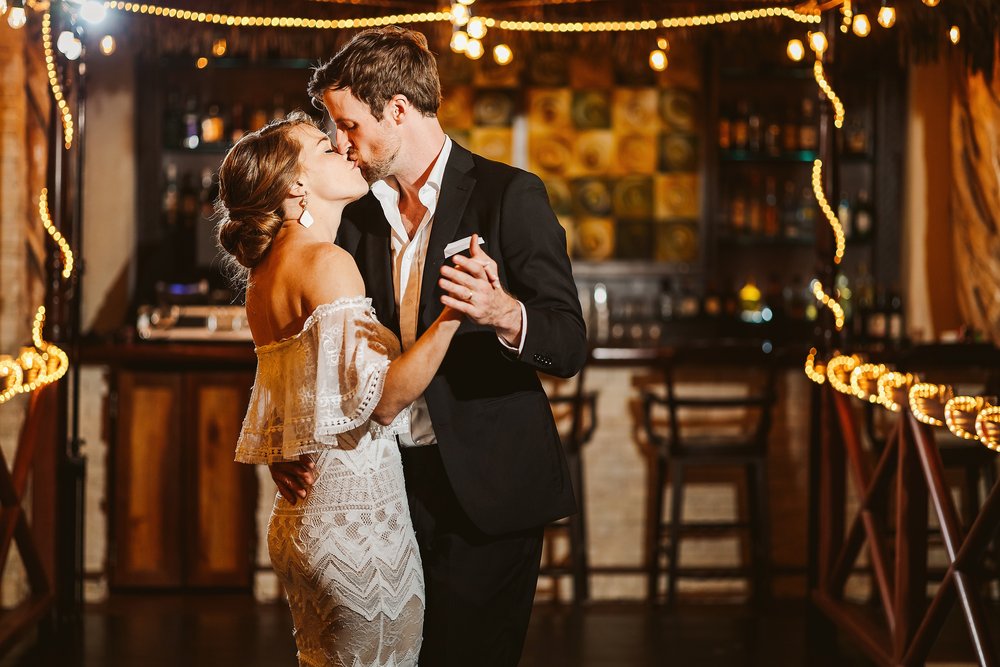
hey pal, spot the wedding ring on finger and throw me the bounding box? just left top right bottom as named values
left=466, top=289, right=474, bottom=302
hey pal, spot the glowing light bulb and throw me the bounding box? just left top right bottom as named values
left=808, top=31, right=828, bottom=55
left=212, top=38, right=227, bottom=57
left=63, top=37, right=82, bottom=60
left=922, top=0, right=940, bottom=6
left=787, top=39, right=805, bottom=62
left=465, top=38, right=484, bottom=60
left=877, top=5, right=896, bottom=28
left=656, top=36, right=670, bottom=52
left=493, top=43, right=513, bottom=66
left=99, top=35, right=116, bottom=55
left=450, top=3, right=470, bottom=26
left=457, top=0, right=475, bottom=4
left=949, top=25, right=960, bottom=44
left=57, top=30, right=77, bottom=54
left=80, top=0, right=107, bottom=24
left=852, top=14, right=871, bottom=37
left=467, top=16, right=487, bottom=40
left=649, top=49, right=668, bottom=72
left=196, top=57, right=208, bottom=69
left=450, top=30, right=469, bottom=53
left=7, top=6, right=26, bottom=29
left=0, top=1, right=8, bottom=16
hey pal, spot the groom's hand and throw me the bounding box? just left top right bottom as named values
left=439, top=234, right=523, bottom=347
left=269, top=456, right=316, bottom=505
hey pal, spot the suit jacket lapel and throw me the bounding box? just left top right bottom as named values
left=346, top=193, right=399, bottom=338
left=419, top=144, right=476, bottom=332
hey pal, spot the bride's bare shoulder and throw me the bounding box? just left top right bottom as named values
left=296, top=242, right=365, bottom=311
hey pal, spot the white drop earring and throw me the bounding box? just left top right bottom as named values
left=298, top=188, right=314, bottom=228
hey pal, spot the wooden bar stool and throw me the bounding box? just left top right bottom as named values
left=641, top=344, right=778, bottom=604
left=538, top=367, right=598, bottom=603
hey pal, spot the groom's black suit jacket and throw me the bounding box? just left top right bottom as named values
left=337, top=142, right=587, bottom=536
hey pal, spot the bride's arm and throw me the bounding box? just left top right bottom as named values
left=298, top=243, right=462, bottom=428
left=371, top=307, right=461, bottom=426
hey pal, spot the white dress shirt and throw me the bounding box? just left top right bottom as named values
left=371, top=136, right=525, bottom=447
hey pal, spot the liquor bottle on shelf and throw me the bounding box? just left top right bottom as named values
left=677, top=281, right=701, bottom=319
left=718, top=105, right=731, bottom=151
left=845, top=117, right=869, bottom=155
left=799, top=97, right=818, bottom=152
left=731, top=99, right=749, bottom=151
left=887, top=287, right=904, bottom=344
left=730, top=188, right=747, bottom=235
left=782, top=104, right=799, bottom=153
left=763, top=176, right=780, bottom=237
left=747, top=172, right=762, bottom=235
left=852, top=189, right=874, bottom=241
left=837, top=194, right=852, bottom=240
left=797, top=185, right=817, bottom=239
left=784, top=274, right=808, bottom=321
left=722, top=276, right=740, bottom=319
left=701, top=280, right=723, bottom=318
left=182, top=97, right=200, bottom=149
left=161, top=162, right=179, bottom=227
left=764, top=118, right=782, bottom=157
left=782, top=179, right=800, bottom=239
left=658, top=277, right=675, bottom=321
left=853, top=261, right=874, bottom=340
left=747, top=104, right=762, bottom=153
left=867, top=287, right=888, bottom=340
left=200, top=103, right=225, bottom=146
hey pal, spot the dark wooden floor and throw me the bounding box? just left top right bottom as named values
left=1, top=594, right=990, bottom=666
left=0, top=595, right=879, bottom=667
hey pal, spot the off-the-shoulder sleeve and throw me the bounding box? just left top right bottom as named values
left=234, top=299, right=400, bottom=464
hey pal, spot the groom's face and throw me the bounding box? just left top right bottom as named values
left=323, top=88, right=400, bottom=185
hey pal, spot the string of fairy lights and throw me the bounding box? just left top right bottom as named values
left=39, top=188, right=75, bottom=279
left=0, top=307, right=71, bottom=406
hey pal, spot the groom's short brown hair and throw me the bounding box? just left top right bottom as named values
left=308, top=26, right=441, bottom=121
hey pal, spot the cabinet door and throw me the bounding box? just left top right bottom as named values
left=112, top=372, right=184, bottom=587
left=185, top=372, right=256, bottom=587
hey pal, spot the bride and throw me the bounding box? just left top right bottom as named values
left=216, top=110, right=461, bottom=666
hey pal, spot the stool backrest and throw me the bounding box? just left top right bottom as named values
left=657, top=344, right=779, bottom=456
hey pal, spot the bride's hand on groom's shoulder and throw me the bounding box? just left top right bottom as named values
left=269, top=455, right=316, bottom=505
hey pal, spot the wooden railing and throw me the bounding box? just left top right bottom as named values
left=811, top=382, right=1000, bottom=666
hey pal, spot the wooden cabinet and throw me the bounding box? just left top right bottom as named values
left=111, top=369, right=256, bottom=589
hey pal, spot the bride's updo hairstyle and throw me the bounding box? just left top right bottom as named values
left=215, top=110, right=318, bottom=271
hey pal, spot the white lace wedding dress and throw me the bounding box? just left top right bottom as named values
left=235, top=297, right=424, bottom=667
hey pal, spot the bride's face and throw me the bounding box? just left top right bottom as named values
left=292, top=124, right=369, bottom=204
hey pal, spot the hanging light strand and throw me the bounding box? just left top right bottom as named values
left=103, top=3, right=449, bottom=28
left=39, top=188, right=74, bottom=279
left=42, top=11, right=75, bottom=150
left=811, top=159, right=846, bottom=264
left=813, top=59, right=845, bottom=128
left=102, top=2, right=819, bottom=31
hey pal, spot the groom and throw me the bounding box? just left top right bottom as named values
left=276, top=26, right=587, bottom=666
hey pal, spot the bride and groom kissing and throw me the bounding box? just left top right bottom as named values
left=217, top=26, right=586, bottom=667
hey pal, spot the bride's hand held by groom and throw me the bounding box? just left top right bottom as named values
left=438, top=234, right=523, bottom=347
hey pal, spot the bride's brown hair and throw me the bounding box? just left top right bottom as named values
left=215, top=110, right=318, bottom=271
